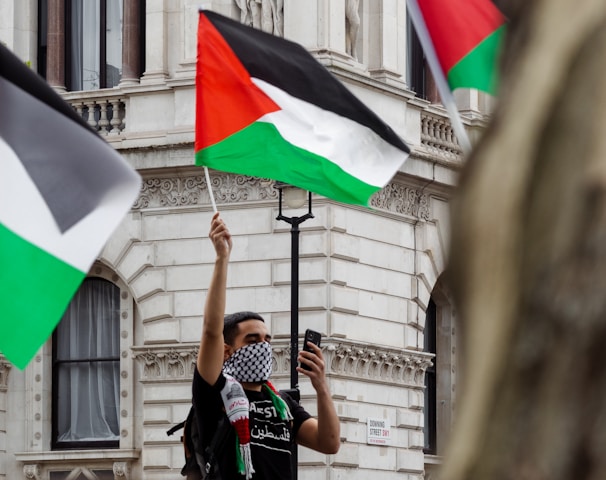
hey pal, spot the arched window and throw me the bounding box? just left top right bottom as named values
left=52, top=277, right=121, bottom=449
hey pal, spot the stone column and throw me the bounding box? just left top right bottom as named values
left=46, top=0, right=66, bottom=91
left=120, top=0, right=141, bottom=85
left=141, top=0, right=168, bottom=83
left=368, top=0, right=406, bottom=86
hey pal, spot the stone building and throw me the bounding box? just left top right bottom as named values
left=0, top=1, right=491, bottom=478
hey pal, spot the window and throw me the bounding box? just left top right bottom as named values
left=37, top=0, right=144, bottom=91
left=66, top=0, right=124, bottom=90
left=423, top=286, right=457, bottom=456
left=424, top=298, right=437, bottom=454
left=406, top=8, right=440, bottom=103
left=52, top=277, right=121, bottom=449
left=406, top=8, right=427, bottom=100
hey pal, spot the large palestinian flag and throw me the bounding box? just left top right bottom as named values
left=196, top=11, right=409, bottom=206
left=408, top=0, right=505, bottom=94
left=0, top=44, right=141, bottom=369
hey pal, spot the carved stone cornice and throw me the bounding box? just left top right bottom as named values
left=131, top=346, right=198, bottom=382
left=132, top=172, right=432, bottom=220
left=0, top=355, right=12, bottom=392
left=133, top=173, right=277, bottom=209
left=132, top=341, right=432, bottom=388
left=370, top=183, right=430, bottom=220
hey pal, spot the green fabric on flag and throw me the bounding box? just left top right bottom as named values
left=196, top=121, right=379, bottom=206
left=0, top=223, right=85, bottom=369
left=447, top=25, right=505, bottom=94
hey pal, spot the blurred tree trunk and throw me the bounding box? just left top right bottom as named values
left=444, top=1, right=606, bottom=479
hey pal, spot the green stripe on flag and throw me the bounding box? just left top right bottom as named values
left=196, top=121, right=380, bottom=206
left=447, top=25, right=505, bottom=94
left=0, top=223, right=85, bottom=369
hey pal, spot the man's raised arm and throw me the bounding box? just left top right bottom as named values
left=197, top=212, right=232, bottom=384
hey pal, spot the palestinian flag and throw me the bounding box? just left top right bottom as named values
left=196, top=10, right=409, bottom=207
left=0, top=44, right=141, bottom=369
left=408, top=0, right=505, bottom=94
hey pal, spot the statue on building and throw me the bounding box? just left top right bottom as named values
left=236, top=0, right=284, bottom=37
left=345, top=0, right=360, bottom=61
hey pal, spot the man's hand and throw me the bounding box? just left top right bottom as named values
left=296, top=342, right=341, bottom=454
left=297, top=341, right=326, bottom=389
left=209, top=212, right=232, bottom=259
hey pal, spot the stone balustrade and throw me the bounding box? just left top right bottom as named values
left=63, top=93, right=126, bottom=136
left=420, top=110, right=463, bottom=160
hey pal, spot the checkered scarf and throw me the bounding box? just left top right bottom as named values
left=221, top=343, right=292, bottom=479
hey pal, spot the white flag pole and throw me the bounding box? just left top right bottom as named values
left=204, top=166, right=218, bottom=213
left=407, top=0, right=472, bottom=155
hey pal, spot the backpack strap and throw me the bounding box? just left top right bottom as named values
left=198, top=414, right=231, bottom=478
left=166, top=420, right=185, bottom=437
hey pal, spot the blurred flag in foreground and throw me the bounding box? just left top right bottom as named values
left=0, top=44, right=141, bottom=369
left=408, top=0, right=505, bottom=94
left=196, top=10, right=410, bottom=207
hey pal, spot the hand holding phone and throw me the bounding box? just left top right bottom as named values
left=300, top=329, right=321, bottom=371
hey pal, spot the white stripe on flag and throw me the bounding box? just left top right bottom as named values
left=252, top=78, right=408, bottom=188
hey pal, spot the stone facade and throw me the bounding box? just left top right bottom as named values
left=0, top=0, right=490, bottom=478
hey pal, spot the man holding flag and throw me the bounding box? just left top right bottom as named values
left=193, top=213, right=340, bottom=479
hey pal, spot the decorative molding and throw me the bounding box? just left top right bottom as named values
left=23, top=464, right=40, bottom=480
left=113, top=461, right=131, bottom=479
left=132, top=341, right=432, bottom=387
left=132, top=347, right=198, bottom=382
left=0, top=356, right=11, bottom=392
left=370, top=183, right=430, bottom=220
left=132, top=171, right=432, bottom=220
left=133, top=173, right=278, bottom=209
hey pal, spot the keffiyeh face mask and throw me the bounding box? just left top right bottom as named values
left=223, top=341, right=273, bottom=383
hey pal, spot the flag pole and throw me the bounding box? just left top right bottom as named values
left=204, top=166, right=218, bottom=213
left=406, top=0, right=472, bottom=155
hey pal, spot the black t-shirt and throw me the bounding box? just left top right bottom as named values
left=192, top=368, right=311, bottom=479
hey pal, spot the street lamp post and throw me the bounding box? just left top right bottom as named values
left=275, top=183, right=314, bottom=391
left=275, top=183, right=313, bottom=480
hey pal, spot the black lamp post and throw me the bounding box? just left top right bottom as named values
left=275, top=182, right=314, bottom=392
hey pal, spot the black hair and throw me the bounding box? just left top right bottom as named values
left=223, top=311, right=265, bottom=345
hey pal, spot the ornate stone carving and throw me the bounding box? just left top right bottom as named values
left=113, top=461, right=131, bottom=479
left=132, top=347, right=198, bottom=381
left=133, top=171, right=432, bottom=220
left=133, top=173, right=278, bottom=210
left=0, top=356, right=11, bottom=392
left=134, top=176, right=205, bottom=208
left=133, top=341, right=432, bottom=387
left=370, top=183, right=431, bottom=220
left=23, top=464, right=41, bottom=480
left=236, top=0, right=284, bottom=37
left=328, top=343, right=433, bottom=387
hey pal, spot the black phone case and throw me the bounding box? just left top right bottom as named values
left=301, top=329, right=321, bottom=370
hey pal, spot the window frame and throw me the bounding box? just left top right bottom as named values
left=51, top=276, right=122, bottom=450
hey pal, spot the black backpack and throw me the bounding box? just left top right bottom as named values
left=167, top=406, right=231, bottom=480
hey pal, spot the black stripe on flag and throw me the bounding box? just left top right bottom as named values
left=202, top=10, right=409, bottom=155
left=0, top=44, right=136, bottom=233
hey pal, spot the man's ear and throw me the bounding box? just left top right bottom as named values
left=223, top=343, right=232, bottom=362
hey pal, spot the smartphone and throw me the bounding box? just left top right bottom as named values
left=300, top=329, right=322, bottom=371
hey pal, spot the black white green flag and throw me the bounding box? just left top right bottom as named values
left=0, top=44, right=141, bottom=369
